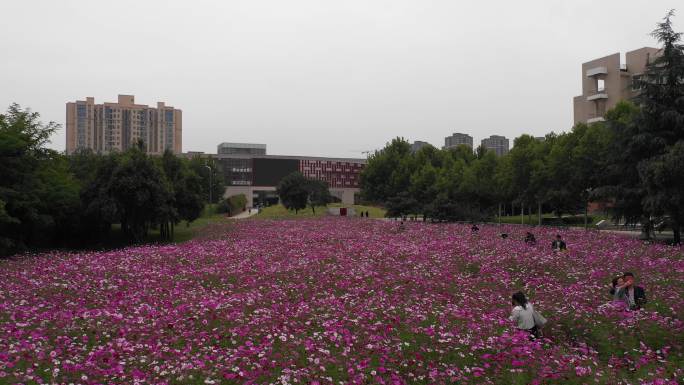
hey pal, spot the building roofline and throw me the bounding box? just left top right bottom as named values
left=212, top=153, right=366, bottom=163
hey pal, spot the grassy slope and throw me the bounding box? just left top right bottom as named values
left=255, top=203, right=386, bottom=219
left=498, top=213, right=609, bottom=226
left=95, top=205, right=230, bottom=249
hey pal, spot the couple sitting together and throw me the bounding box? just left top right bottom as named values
left=609, top=272, right=647, bottom=310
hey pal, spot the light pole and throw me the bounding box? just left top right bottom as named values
left=203, top=164, right=212, bottom=204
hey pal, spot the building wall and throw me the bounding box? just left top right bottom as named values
left=573, top=47, right=659, bottom=125
left=217, top=153, right=365, bottom=207
left=65, top=95, right=182, bottom=155
left=481, top=135, right=509, bottom=157
left=224, top=185, right=359, bottom=207
left=444, top=133, right=473, bottom=149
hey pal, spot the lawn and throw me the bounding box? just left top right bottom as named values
left=498, top=213, right=610, bottom=227
left=255, top=203, right=386, bottom=219
left=1, top=220, right=682, bottom=384
left=90, top=204, right=231, bottom=249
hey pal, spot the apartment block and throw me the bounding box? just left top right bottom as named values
left=481, top=135, right=509, bottom=156
left=66, top=95, right=182, bottom=155
left=573, top=47, right=658, bottom=125
left=410, top=140, right=431, bottom=153
left=443, top=133, right=473, bottom=149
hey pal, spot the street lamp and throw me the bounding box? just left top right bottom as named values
left=203, top=164, right=212, bottom=204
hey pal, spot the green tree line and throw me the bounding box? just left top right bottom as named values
left=361, top=11, right=684, bottom=243
left=0, top=104, right=224, bottom=256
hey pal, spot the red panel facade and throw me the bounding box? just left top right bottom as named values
left=299, top=159, right=364, bottom=188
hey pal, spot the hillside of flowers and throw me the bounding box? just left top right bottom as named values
left=1, top=218, right=683, bottom=384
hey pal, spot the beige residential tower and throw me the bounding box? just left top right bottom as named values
left=66, top=95, right=182, bottom=155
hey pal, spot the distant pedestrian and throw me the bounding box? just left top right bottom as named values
left=551, top=234, right=567, bottom=252
left=366, top=211, right=369, bottom=218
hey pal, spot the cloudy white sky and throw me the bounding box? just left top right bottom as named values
left=0, top=1, right=680, bottom=157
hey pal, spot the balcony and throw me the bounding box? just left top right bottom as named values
left=586, top=66, right=608, bottom=77
left=586, top=91, right=608, bottom=101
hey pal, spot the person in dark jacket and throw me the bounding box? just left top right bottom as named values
left=622, top=272, right=646, bottom=310
left=551, top=234, right=567, bottom=252
left=524, top=232, right=536, bottom=245
left=471, top=224, right=479, bottom=233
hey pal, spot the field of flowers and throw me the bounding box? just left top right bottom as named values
left=1, top=218, right=683, bottom=384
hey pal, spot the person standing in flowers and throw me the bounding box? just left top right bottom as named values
left=551, top=234, right=567, bottom=252
left=509, top=291, right=546, bottom=339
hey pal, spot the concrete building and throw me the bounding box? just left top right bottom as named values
left=66, top=95, right=182, bottom=155
left=210, top=145, right=365, bottom=206
left=443, top=133, right=473, bottom=149
left=481, top=135, right=509, bottom=156
left=410, top=141, right=431, bottom=153
left=573, top=47, right=659, bottom=125
left=217, top=142, right=266, bottom=156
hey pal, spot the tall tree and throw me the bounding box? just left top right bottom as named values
left=0, top=104, right=80, bottom=255
left=277, top=172, right=309, bottom=214
left=305, top=179, right=333, bottom=214
left=109, top=147, right=174, bottom=242
left=634, top=10, right=684, bottom=242
left=360, top=138, right=414, bottom=204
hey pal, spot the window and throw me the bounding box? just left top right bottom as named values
left=597, top=79, right=605, bottom=92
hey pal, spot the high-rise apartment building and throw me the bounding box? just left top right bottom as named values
left=481, top=135, right=509, bottom=156
left=573, top=47, right=658, bottom=125
left=66, top=95, right=182, bottom=155
left=410, top=141, right=431, bottom=153
left=443, top=133, right=473, bottom=149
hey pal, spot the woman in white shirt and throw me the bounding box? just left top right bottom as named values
left=510, top=291, right=541, bottom=338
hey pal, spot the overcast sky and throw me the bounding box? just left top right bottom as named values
left=1, top=1, right=680, bottom=158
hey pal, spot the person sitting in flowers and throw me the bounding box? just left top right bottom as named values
left=622, top=272, right=647, bottom=310
left=551, top=234, right=567, bottom=252
left=609, top=275, right=627, bottom=302
left=509, top=291, right=546, bottom=339
left=471, top=224, right=479, bottom=233
left=524, top=232, right=537, bottom=245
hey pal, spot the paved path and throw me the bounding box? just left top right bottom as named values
left=230, top=210, right=259, bottom=220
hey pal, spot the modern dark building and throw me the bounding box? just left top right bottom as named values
left=211, top=145, right=365, bottom=207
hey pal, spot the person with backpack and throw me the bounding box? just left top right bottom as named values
left=509, top=291, right=546, bottom=339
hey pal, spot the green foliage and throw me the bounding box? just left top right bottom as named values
left=600, top=10, right=684, bottom=242
left=359, top=11, right=684, bottom=238
left=0, top=104, right=81, bottom=255
left=188, top=156, right=225, bottom=204
left=0, top=104, right=214, bottom=255
left=277, top=172, right=309, bottom=214
left=219, top=194, right=247, bottom=216
left=305, top=179, right=333, bottom=214
left=276, top=172, right=333, bottom=215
